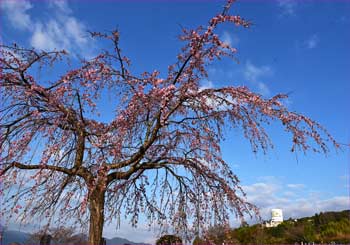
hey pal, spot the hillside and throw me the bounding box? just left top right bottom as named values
left=204, top=210, right=350, bottom=244
left=1, top=230, right=30, bottom=245
left=1, top=229, right=149, bottom=245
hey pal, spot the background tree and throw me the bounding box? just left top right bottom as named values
left=202, top=210, right=350, bottom=244
left=156, top=234, right=182, bottom=245
left=192, top=236, right=207, bottom=245
left=203, top=225, right=229, bottom=245
left=27, top=226, right=87, bottom=245
left=0, top=0, right=337, bottom=244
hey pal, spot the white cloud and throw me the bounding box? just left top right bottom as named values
left=283, top=196, right=349, bottom=219
left=65, top=17, right=89, bottom=46
left=2, top=0, right=95, bottom=57
left=31, top=22, right=63, bottom=51
left=305, top=34, right=319, bottom=49
left=243, top=61, right=272, bottom=96
left=49, top=0, right=72, bottom=14
left=198, top=80, right=232, bottom=111
left=221, top=31, right=239, bottom=47
left=283, top=191, right=298, bottom=198
left=242, top=178, right=349, bottom=222
left=30, top=3, right=93, bottom=56
left=278, top=0, right=297, bottom=16
left=199, top=80, right=214, bottom=91
left=244, top=61, right=272, bottom=83
left=1, top=0, right=33, bottom=30
left=103, top=222, right=157, bottom=244
left=286, top=183, right=305, bottom=189
left=30, top=15, right=90, bottom=55
left=257, top=175, right=281, bottom=183
left=257, top=82, right=270, bottom=97
left=339, top=174, right=350, bottom=189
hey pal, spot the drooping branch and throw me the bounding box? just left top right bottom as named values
left=1, top=161, right=72, bottom=177
left=0, top=0, right=340, bottom=242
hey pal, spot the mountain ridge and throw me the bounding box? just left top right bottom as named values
left=1, top=229, right=150, bottom=245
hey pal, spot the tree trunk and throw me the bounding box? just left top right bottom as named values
left=88, top=188, right=105, bottom=245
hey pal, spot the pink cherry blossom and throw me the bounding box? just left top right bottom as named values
left=0, top=1, right=339, bottom=244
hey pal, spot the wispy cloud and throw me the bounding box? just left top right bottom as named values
left=242, top=177, right=349, bottom=222
left=243, top=61, right=272, bottom=96
left=49, top=0, right=72, bottom=14
left=286, top=183, right=305, bottom=189
left=339, top=174, right=350, bottom=189
left=1, top=0, right=95, bottom=57
left=221, top=31, right=239, bottom=47
left=278, top=0, right=297, bottom=16
left=1, top=0, right=33, bottom=30
left=199, top=80, right=214, bottom=91
left=305, top=34, right=319, bottom=49
left=104, top=223, right=157, bottom=244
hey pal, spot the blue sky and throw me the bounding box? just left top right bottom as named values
left=1, top=0, right=349, bottom=243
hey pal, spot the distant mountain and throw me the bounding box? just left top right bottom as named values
left=2, top=230, right=30, bottom=245
left=1, top=229, right=150, bottom=245
left=106, top=236, right=150, bottom=245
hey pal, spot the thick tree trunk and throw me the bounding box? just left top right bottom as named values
left=88, top=188, right=105, bottom=245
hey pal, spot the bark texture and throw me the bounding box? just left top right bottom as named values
left=88, top=189, right=105, bottom=245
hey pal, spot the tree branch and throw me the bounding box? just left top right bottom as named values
left=2, top=161, right=73, bottom=177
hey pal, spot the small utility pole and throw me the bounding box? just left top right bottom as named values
left=196, top=186, right=200, bottom=237
left=40, top=234, right=52, bottom=245
left=101, top=237, right=106, bottom=245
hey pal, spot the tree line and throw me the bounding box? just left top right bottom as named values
left=194, top=210, right=350, bottom=244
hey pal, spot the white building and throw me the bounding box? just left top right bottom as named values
left=264, top=209, right=283, bottom=227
